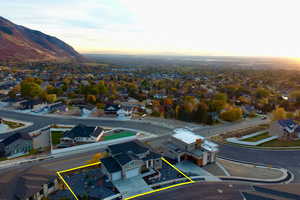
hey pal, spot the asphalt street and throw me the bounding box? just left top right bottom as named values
left=219, top=144, right=300, bottom=183
left=0, top=109, right=299, bottom=183
left=0, top=109, right=172, bottom=139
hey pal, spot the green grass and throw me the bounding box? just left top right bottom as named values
left=103, top=131, right=135, bottom=141
left=242, top=132, right=270, bottom=142
left=51, top=131, right=64, bottom=145
left=259, top=139, right=300, bottom=147
left=3, top=120, right=24, bottom=129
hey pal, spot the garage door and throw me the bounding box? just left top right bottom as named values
left=126, top=167, right=139, bottom=178
left=112, top=171, right=122, bottom=181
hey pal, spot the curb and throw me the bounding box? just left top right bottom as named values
left=0, top=117, right=33, bottom=134
left=216, top=157, right=293, bottom=184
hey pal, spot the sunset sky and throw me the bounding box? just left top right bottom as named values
left=2, top=0, right=300, bottom=57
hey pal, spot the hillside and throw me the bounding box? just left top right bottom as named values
left=0, top=16, right=82, bottom=62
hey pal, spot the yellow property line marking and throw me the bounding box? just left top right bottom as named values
left=125, top=157, right=194, bottom=200
left=161, top=157, right=194, bottom=182
left=57, top=162, right=101, bottom=200
left=125, top=181, right=192, bottom=200
left=57, top=171, right=79, bottom=200
left=57, top=158, right=194, bottom=200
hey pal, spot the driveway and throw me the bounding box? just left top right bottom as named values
left=113, top=175, right=153, bottom=198
left=176, top=161, right=220, bottom=181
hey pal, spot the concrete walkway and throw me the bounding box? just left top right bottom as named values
left=113, top=175, right=153, bottom=198
left=176, top=161, right=220, bottom=181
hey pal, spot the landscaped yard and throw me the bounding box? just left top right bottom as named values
left=3, top=120, right=24, bottom=129
left=103, top=131, right=135, bottom=141
left=51, top=131, right=64, bottom=145
left=242, top=132, right=270, bottom=142
left=259, top=139, right=300, bottom=147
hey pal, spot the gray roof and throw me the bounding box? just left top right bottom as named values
left=108, top=141, right=149, bottom=156
left=0, top=166, right=56, bottom=200
left=101, top=156, right=122, bottom=173
left=63, top=124, right=102, bottom=139
left=0, top=132, right=31, bottom=147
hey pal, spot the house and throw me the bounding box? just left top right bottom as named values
left=153, top=94, right=167, bottom=99
left=104, top=104, right=121, bottom=115
left=100, top=140, right=162, bottom=181
left=163, top=128, right=218, bottom=166
left=0, top=166, right=59, bottom=200
left=19, top=99, right=46, bottom=110
left=60, top=124, right=104, bottom=145
left=269, top=119, right=299, bottom=139
left=0, top=132, right=32, bottom=158
left=31, top=127, right=51, bottom=150
left=46, top=101, right=68, bottom=113
left=79, top=104, right=97, bottom=117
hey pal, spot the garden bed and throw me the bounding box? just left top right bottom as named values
left=2, top=120, right=24, bottom=129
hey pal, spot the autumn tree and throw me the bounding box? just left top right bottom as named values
left=87, top=95, right=97, bottom=104
left=220, top=107, right=243, bottom=122
left=272, top=107, right=287, bottom=121
left=20, top=81, right=43, bottom=99
left=87, top=152, right=108, bottom=164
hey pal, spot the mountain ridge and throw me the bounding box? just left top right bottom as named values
left=0, top=16, right=83, bottom=62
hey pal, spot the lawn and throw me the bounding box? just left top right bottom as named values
left=242, top=132, right=270, bottom=142
left=3, top=120, right=24, bottom=129
left=259, top=139, right=300, bottom=147
left=103, top=131, right=135, bottom=141
left=51, top=131, right=64, bottom=145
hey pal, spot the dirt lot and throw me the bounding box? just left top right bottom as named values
left=217, top=158, right=285, bottom=180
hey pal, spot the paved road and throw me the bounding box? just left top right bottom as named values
left=219, top=144, right=300, bottom=183
left=0, top=109, right=172, bottom=139
left=0, top=109, right=299, bottom=183
left=193, top=117, right=270, bottom=137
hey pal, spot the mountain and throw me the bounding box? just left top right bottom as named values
left=0, top=16, right=82, bottom=62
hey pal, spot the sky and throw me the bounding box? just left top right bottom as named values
left=2, top=0, right=300, bottom=57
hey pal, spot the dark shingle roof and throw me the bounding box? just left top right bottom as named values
left=114, top=153, right=133, bottom=165
left=0, top=132, right=31, bottom=147
left=0, top=166, right=56, bottom=200
left=108, top=141, right=148, bottom=156
left=100, top=156, right=122, bottom=173
left=295, top=126, right=300, bottom=133
left=278, top=119, right=297, bottom=128
left=63, top=124, right=102, bottom=139
left=142, top=151, right=161, bottom=161
left=104, top=104, right=120, bottom=112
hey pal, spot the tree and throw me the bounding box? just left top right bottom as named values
left=87, top=152, right=108, bottom=164
left=194, top=102, right=209, bottom=123
left=272, top=107, right=287, bottom=121
left=214, top=92, right=228, bottom=102
left=255, top=88, right=270, bottom=99
left=8, top=85, right=20, bottom=98
left=290, top=90, right=300, bottom=104
left=45, top=94, right=57, bottom=103
left=220, top=107, right=243, bottom=122
left=20, top=81, right=43, bottom=99
left=87, top=95, right=97, bottom=104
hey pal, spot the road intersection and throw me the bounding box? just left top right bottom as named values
left=0, top=109, right=299, bottom=183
